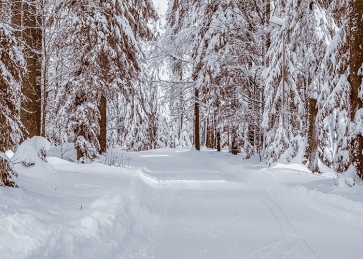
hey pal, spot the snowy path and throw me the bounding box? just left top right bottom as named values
left=122, top=149, right=363, bottom=259
left=1, top=148, right=362, bottom=258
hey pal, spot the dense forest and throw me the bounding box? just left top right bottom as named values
left=1, top=0, right=363, bottom=187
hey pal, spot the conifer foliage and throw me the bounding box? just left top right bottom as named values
left=1, top=0, right=363, bottom=184
left=0, top=2, right=24, bottom=187
left=0, top=153, right=17, bottom=188
left=53, top=0, right=157, bottom=161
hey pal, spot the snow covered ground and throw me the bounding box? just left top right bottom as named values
left=1, top=147, right=362, bottom=259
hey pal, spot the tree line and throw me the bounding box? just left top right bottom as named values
left=1, top=0, right=363, bottom=187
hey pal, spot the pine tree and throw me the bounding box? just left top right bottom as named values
left=12, top=0, right=42, bottom=139
left=263, top=0, right=333, bottom=165
left=163, top=0, right=268, bottom=155
left=0, top=154, right=18, bottom=188
left=54, top=0, right=157, bottom=160
left=162, top=0, right=197, bottom=149
left=303, top=2, right=335, bottom=172
left=0, top=0, right=25, bottom=187
left=349, top=0, right=363, bottom=179
left=316, top=0, right=350, bottom=172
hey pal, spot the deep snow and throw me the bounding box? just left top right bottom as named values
left=0, top=147, right=362, bottom=259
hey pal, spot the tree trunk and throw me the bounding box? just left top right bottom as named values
left=21, top=0, right=42, bottom=139
left=230, top=89, right=238, bottom=155
left=349, top=0, right=363, bottom=180
left=216, top=130, right=221, bottom=152
left=306, top=98, right=319, bottom=173
left=265, top=1, right=271, bottom=66
left=41, top=1, right=46, bottom=137
left=194, top=88, right=200, bottom=150
left=216, top=97, right=221, bottom=152
left=206, top=117, right=211, bottom=148
left=99, top=95, right=107, bottom=154
left=75, top=94, right=85, bottom=161
left=230, top=126, right=238, bottom=155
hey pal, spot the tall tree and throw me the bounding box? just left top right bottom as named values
left=162, top=0, right=196, bottom=149
left=303, top=2, right=335, bottom=172
left=316, top=0, right=350, bottom=173
left=54, top=0, right=157, bottom=161
left=263, top=0, right=334, bottom=165
left=349, top=0, right=363, bottom=179
left=13, top=0, right=42, bottom=139
left=0, top=0, right=25, bottom=187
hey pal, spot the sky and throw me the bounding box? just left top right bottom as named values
left=152, top=0, right=169, bottom=16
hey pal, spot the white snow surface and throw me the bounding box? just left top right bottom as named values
left=1, top=147, right=363, bottom=259
left=10, top=136, right=57, bottom=181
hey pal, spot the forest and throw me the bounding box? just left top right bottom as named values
left=1, top=0, right=363, bottom=187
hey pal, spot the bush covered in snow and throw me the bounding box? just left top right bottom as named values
left=0, top=153, right=17, bottom=187
left=98, top=148, right=131, bottom=168
left=11, top=136, right=50, bottom=166
left=11, top=136, right=57, bottom=179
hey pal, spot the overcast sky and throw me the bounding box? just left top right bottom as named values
left=152, top=0, right=169, bottom=16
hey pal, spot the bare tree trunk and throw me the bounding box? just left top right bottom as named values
left=230, top=89, right=238, bottom=155
left=99, top=95, right=107, bottom=154
left=216, top=130, right=221, bottom=152
left=194, top=88, right=200, bottom=150
left=349, top=0, right=363, bottom=180
left=230, top=127, right=238, bottom=155
left=40, top=0, right=46, bottom=137
left=215, top=96, right=221, bottom=152
left=206, top=117, right=211, bottom=148
left=306, top=98, right=319, bottom=172
left=21, top=0, right=42, bottom=139
left=75, top=94, right=85, bottom=161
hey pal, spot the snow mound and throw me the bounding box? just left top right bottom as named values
left=271, top=162, right=311, bottom=174
left=0, top=185, right=142, bottom=258
left=0, top=211, right=53, bottom=259
left=11, top=136, right=57, bottom=180
left=334, top=165, right=358, bottom=188
left=318, top=159, right=337, bottom=177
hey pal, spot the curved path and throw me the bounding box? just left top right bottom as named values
left=120, top=149, right=363, bottom=259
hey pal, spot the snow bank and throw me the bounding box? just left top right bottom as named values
left=11, top=137, right=57, bottom=181
left=0, top=158, right=149, bottom=259
left=333, top=165, right=359, bottom=188
left=254, top=169, right=363, bottom=227
left=0, top=188, right=139, bottom=258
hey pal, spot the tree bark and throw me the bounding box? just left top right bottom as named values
left=194, top=88, right=200, bottom=150
left=349, top=0, right=363, bottom=180
left=306, top=98, right=319, bottom=172
left=40, top=0, right=46, bottom=137
left=75, top=94, right=85, bottom=161
left=99, top=95, right=107, bottom=154
left=21, top=0, right=42, bottom=139
left=230, top=89, right=238, bottom=155
left=230, top=126, right=238, bottom=155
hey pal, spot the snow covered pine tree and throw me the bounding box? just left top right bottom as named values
left=54, top=0, right=157, bottom=161
left=0, top=1, right=25, bottom=187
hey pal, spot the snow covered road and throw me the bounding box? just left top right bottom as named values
left=1, top=148, right=362, bottom=258
left=127, top=149, right=363, bottom=259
